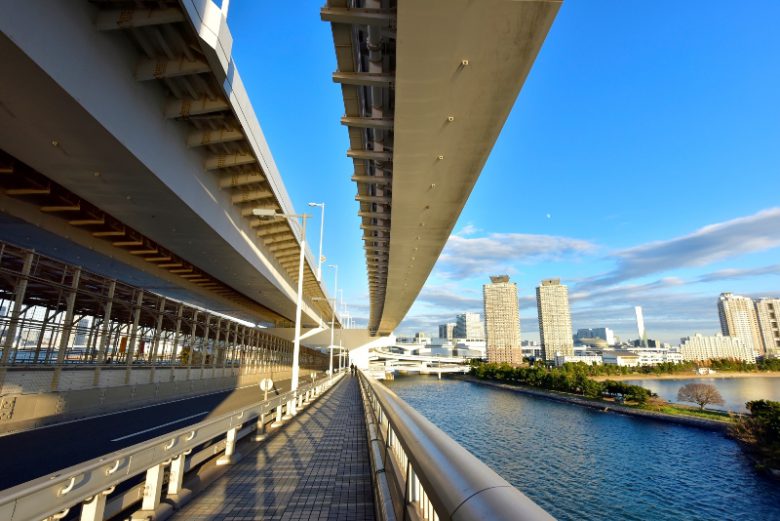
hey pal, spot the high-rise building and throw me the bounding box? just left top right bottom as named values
left=483, top=276, right=521, bottom=364
left=755, top=298, right=780, bottom=358
left=454, top=312, right=484, bottom=341
left=718, top=292, right=763, bottom=356
left=438, top=322, right=456, bottom=341
left=634, top=306, right=648, bottom=347
left=575, top=327, right=615, bottom=346
left=536, top=278, right=574, bottom=361
left=680, top=333, right=755, bottom=363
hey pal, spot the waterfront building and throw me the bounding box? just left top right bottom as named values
left=536, top=278, right=574, bottom=361
left=576, top=327, right=616, bottom=346
left=483, top=276, right=522, bottom=364
left=454, top=312, right=484, bottom=341
left=630, top=347, right=683, bottom=366
left=718, top=292, right=763, bottom=356
left=680, top=333, right=756, bottom=363
left=438, top=322, right=456, bottom=341
left=601, top=350, right=641, bottom=367
left=454, top=340, right=486, bottom=358
left=755, top=297, right=780, bottom=358
left=555, top=353, right=602, bottom=366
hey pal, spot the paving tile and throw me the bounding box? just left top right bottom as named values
left=173, top=377, right=375, bottom=520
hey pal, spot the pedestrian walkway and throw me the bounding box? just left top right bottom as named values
left=173, top=376, right=375, bottom=520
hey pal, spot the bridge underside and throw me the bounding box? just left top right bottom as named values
left=325, top=0, right=561, bottom=335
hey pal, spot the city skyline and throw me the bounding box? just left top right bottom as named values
left=227, top=2, right=780, bottom=340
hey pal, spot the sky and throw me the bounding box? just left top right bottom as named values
left=227, top=1, right=780, bottom=344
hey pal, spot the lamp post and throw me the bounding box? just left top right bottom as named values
left=252, top=208, right=308, bottom=412
left=313, top=296, right=337, bottom=381
left=328, top=264, right=338, bottom=378
left=307, top=202, right=325, bottom=282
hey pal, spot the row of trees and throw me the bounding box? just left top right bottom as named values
left=471, top=361, right=652, bottom=404
left=543, top=357, right=780, bottom=378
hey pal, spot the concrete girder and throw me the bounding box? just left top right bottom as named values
left=358, top=211, right=390, bottom=219
left=188, top=128, right=244, bottom=148
left=333, top=72, right=394, bottom=88
left=356, top=194, right=391, bottom=204
left=95, top=8, right=185, bottom=30
left=352, top=175, right=392, bottom=185
left=231, top=189, right=273, bottom=204
left=361, top=224, right=390, bottom=232
left=241, top=205, right=279, bottom=217
left=40, top=204, right=81, bottom=212
left=219, top=171, right=266, bottom=188
left=341, top=116, right=394, bottom=130
left=320, top=7, right=396, bottom=26
left=255, top=224, right=290, bottom=236
left=268, top=243, right=300, bottom=254
left=205, top=153, right=257, bottom=170
left=165, top=97, right=229, bottom=118
left=135, top=58, right=210, bottom=81
left=347, top=149, right=393, bottom=161
left=69, top=217, right=105, bottom=226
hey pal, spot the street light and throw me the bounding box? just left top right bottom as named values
left=313, top=296, right=336, bottom=380
left=252, top=207, right=309, bottom=413
left=307, top=202, right=325, bottom=282
left=328, top=264, right=338, bottom=377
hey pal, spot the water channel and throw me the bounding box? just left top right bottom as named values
left=384, top=376, right=780, bottom=521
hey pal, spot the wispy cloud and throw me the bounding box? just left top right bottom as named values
left=416, top=285, right=482, bottom=310
left=696, top=263, right=780, bottom=283
left=436, top=232, right=598, bottom=279
left=584, top=208, right=780, bottom=288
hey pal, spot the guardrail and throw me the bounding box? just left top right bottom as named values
left=0, top=372, right=344, bottom=521
left=358, top=372, right=554, bottom=521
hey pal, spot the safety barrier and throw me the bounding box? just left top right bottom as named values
left=0, top=373, right=344, bottom=521
left=358, top=372, right=554, bottom=521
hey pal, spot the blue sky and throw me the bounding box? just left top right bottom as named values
left=228, top=1, right=780, bottom=344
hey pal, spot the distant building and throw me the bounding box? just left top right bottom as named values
left=755, top=298, right=780, bottom=358
left=413, top=332, right=431, bottom=345
left=631, top=347, right=683, bottom=366
left=635, top=306, right=648, bottom=347
left=576, top=327, right=616, bottom=346
left=680, top=333, right=756, bottom=363
left=483, top=276, right=522, bottom=364
left=536, top=279, right=574, bottom=361
left=718, top=292, right=763, bottom=356
left=454, top=312, right=484, bottom=342
left=601, top=350, right=640, bottom=367
left=438, top=322, right=456, bottom=341
left=555, top=353, right=602, bottom=366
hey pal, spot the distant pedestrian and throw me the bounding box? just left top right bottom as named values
left=350, top=363, right=355, bottom=376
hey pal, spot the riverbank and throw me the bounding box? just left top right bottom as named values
left=591, top=371, right=780, bottom=382
left=454, top=375, right=732, bottom=432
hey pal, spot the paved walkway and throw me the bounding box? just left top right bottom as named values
left=174, top=376, right=375, bottom=520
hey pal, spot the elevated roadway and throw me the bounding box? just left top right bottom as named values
left=324, top=0, right=561, bottom=335
left=0, top=0, right=336, bottom=328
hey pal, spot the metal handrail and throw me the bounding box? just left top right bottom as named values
left=359, top=372, right=554, bottom=521
left=0, top=373, right=341, bottom=521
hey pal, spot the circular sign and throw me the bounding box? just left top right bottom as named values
left=259, top=378, right=273, bottom=392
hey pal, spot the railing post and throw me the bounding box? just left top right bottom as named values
left=253, top=412, right=267, bottom=441
left=52, top=267, right=81, bottom=390
left=140, top=463, right=165, bottom=512
left=272, top=404, right=283, bottom=427
left=80, top=488, right=112, bottom=521
left=167, top=453, right=187, bottom=496
left=217, top=425, right=240, bottom=465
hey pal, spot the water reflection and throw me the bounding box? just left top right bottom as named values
left=624, top=377, right=780, bottom=412
left=385, top=376, right=780, bottom=521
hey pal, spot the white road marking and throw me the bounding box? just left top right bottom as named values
left=110, top=411, right=209, bottom=442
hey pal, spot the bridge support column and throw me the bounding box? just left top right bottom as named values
left=138, top=463, right=165, bottom=514
left=52, top=267, right=82, bottom=390
left=0, top=251, right=33, bottom=387
left=217, top=426, right=240, bottom=465
left=80, top=488, right=112, bottom=521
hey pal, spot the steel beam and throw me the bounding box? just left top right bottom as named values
left=188, top=128, right=244, bottom=147
left=165, top=97, right=229, bottom=118
left=219, top=171, right=266, bottom=188
left=321, top=7, right=396, bottom=26
left=341, top=116, right=394, bottom=130
left=347, top=149, right=393, bottom=161
left=231, top=189, right=273, bottom=204
left=333, top=72, right=394, bottom=87
left=352, top=175, right=392, bottom=185
left=205, top=152, right=257, bottom=170
left=95, top=8, right=184, bottom=30
left=135, top=58, right=210, bottom=81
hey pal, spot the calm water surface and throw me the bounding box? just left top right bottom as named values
left=624, top=376, right=780, bottom=412
left=385, top=376, right=780, bottom=521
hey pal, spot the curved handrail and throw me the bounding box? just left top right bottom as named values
left=359, top=372, right=554, bottom=521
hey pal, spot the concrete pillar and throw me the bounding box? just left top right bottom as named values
left=170, top=304, right=183, bottom=381
left=141, top=463, right=165, bottom=511
left=167, top=453, right=186, bottom=496
left=51, top=267, right=81, bottom=390
left=253, top=413, right=266, bottom=441
left=0, top=252, right=33, bottom=375
left=271, top=404, right=283, bottom=427
left=186, top=310, right=198, bottom=380
left=217, top=426, right=239, bottom=465
left=200, top=313, right=211, bottom=379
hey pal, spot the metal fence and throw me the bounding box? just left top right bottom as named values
left=358, top=372, right=555, bottom=521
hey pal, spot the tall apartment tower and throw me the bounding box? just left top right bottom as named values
left=536, top=279, right=574, bottom=361
left=439, top=322, right=456, bottom=341
left=483, top=276, right=521, bottom=364
left=454, top=313, right=484, bottom=341
left=718, top=292, right=764, bottom=356
left=755, top=298, right=780, bottom=358
left=635, top=306, right=648, bottom=347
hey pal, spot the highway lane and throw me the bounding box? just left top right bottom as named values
left=0, top=377, right=298, bottom=490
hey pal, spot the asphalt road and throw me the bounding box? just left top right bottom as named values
left=0, top=378, right=297, bottom=490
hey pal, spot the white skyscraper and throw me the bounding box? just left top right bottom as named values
left=537, top=279, right=574, bottom=361
left=483, top=276, right=521, bottom=364
left=454, top=313, right=484, bottom=341
left=718, top=292, right=763, bottom=356
left=755, top=298, right=780, bottom=358
left=635, top=306, right=647, bottom=347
